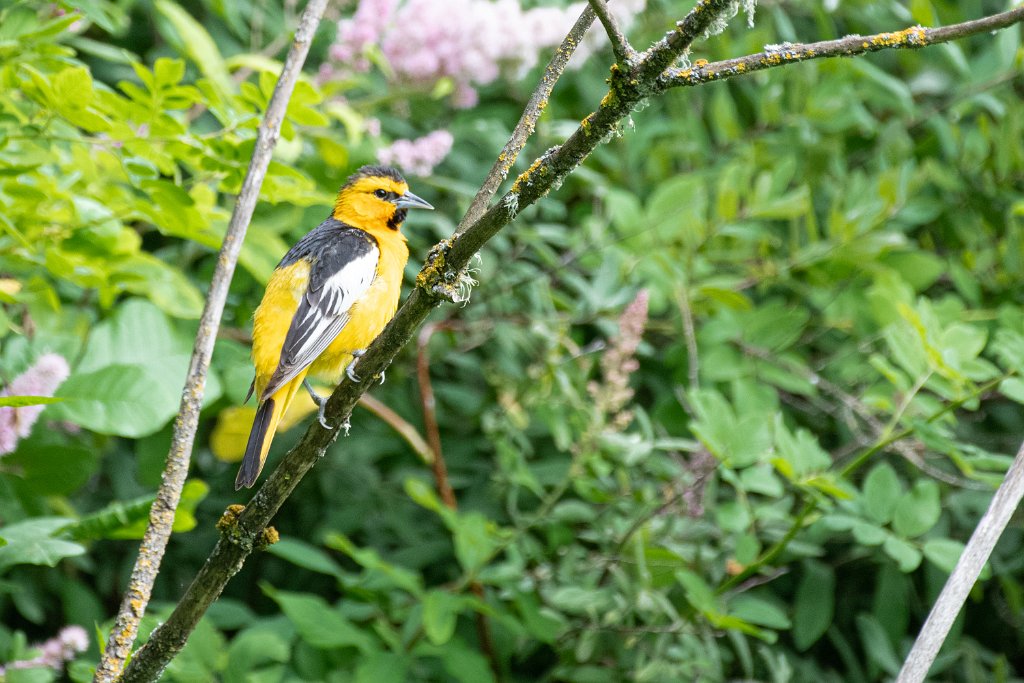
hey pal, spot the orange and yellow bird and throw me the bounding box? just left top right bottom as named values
left=235, top=165, right=433, bottom=490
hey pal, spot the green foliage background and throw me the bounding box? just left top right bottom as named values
left=1, top=0, right=1023, bottom=680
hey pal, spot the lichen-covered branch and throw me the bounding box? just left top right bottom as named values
left=455, top=5, right=596, bottom=235
left=587, top=0, right=635, bottom=65
left=100, top=0, right=329, bottom=680
left=660, top=6, right=1024, bottom=91
left=897, top=440, right=1024, bottom=683
left=116, top=1, right=1024, bottom=679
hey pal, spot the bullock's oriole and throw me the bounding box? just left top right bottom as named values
left=235, top=165, right=433, bottom=490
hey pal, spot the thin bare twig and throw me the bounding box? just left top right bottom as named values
left=675, top=285, right=699, bottom=390
left=100, top=1, right=329, bottom=680
left=416, top=322, right=500, bottom=680
left=454, top=5, right=597, bottom=235
left=356, top=394, right=434, bottom=465
left=417, top=323, right=456, bottom=508
left=660, top=6, right=1024, bottom=91
left=897, top=440, right=1024, bottom=683
left=587, top=0, right=635, bottom=64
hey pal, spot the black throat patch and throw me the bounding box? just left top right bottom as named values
left=387, top=208, right=407, bottom=231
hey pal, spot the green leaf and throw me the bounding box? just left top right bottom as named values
left=323, top=533, right=423, bottom=595
left=922, top=538, right=966, bottom=574
left=453, top=512, right=498, bottom=574
left=53, top=299, right=221, bottom=436
left=105, top=480, right=209, bottom=538
left=53, top=66, right=93, bottom=109
left=0, top=518, right=85, bottom=572
left=355, top=652, right=408, bottom=683
left=793, top=560, right=835, bottom=650
left=111, top=254, right=204, bottom=319
left=61, top=495, right=158, bottom=541
left=856, top=614, right=901, bottom=675
left=267, top=538, right=344, bottom=578
left=861, top=463, right=903, bottom=525
left=155, top=0, right=232, bottom=96
left=892, top=480, right=941, bottom=538
left=53, top=364, right=164, bottom=437
left=225, top=626, right=290, bottom=683
left=5, top=431, right=98, bottom=496
left=265, top=587, right=375, bottom=652
left=729, top=594, right=790, bottom=629
left=433, top=638, right=495, bottom=683
left=0, top=395, right=62, bottom=408
left=547, top=586, right=613, bottom=615
left=773, top=418, right=830, bottom=479
left=422, top=591, right=462, bottom=646
left=999, top=377, right=1024, bottom=404
left=882, top=534, right=922, bottom=573
left=676, top=569, right=719, bottom=615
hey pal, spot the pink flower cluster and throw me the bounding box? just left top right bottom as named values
left=377, top=129, right=454, bottom=176
left=328, top=0, right=646, bottom=108
left=0, top=353, right=70, bottom=455
left=588, top=290, right=650, bottom=430
left=0, top=626, right=88, bottom=674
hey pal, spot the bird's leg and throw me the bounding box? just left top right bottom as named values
left=303, top=378, right=333, bottom=430
left=345, top=349, right=366, bottom=383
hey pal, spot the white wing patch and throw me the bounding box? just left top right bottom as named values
left=262, top=246, right=379, bottom=399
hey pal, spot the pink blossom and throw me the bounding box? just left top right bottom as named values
left=0, top=626, right=88, bottom=674
left=587, top=290, right=650, bottom=430
left=329, top=0, right=647, bottom=108
left=0, top=353, right=70, bottom=455
left=377, top=129, right=453, bottom=176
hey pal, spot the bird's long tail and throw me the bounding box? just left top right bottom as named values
left=235, top=375, right=304, bottom=490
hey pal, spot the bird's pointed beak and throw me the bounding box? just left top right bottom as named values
left=394, top=191, right=434, bottom=210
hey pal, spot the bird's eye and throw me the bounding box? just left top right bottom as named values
left=374, top=189, right=388, bottom=199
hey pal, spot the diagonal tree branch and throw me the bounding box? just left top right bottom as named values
left=659, top=6, right=1024, bottom=91
left=118, top=2, right=1024, bottom=679
left=93, top=0, right=329, bottom=680
left=587, top=0, right=635, bottom=65
left=897, top=440, right=1024, bottom=683
left=455, top=4, right=596, bottom=235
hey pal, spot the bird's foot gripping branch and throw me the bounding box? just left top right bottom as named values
left=416, top=238, right=481, bottom=305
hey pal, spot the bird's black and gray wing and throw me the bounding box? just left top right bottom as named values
left=260, top=219, right=379, bottom=400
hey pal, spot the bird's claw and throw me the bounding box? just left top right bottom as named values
left=303, top=379, right=334, bottom=430
left=345, top=349, right=367, bottom=383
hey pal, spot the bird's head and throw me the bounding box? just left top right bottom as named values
left=333, top=165, right=433, bottom=231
